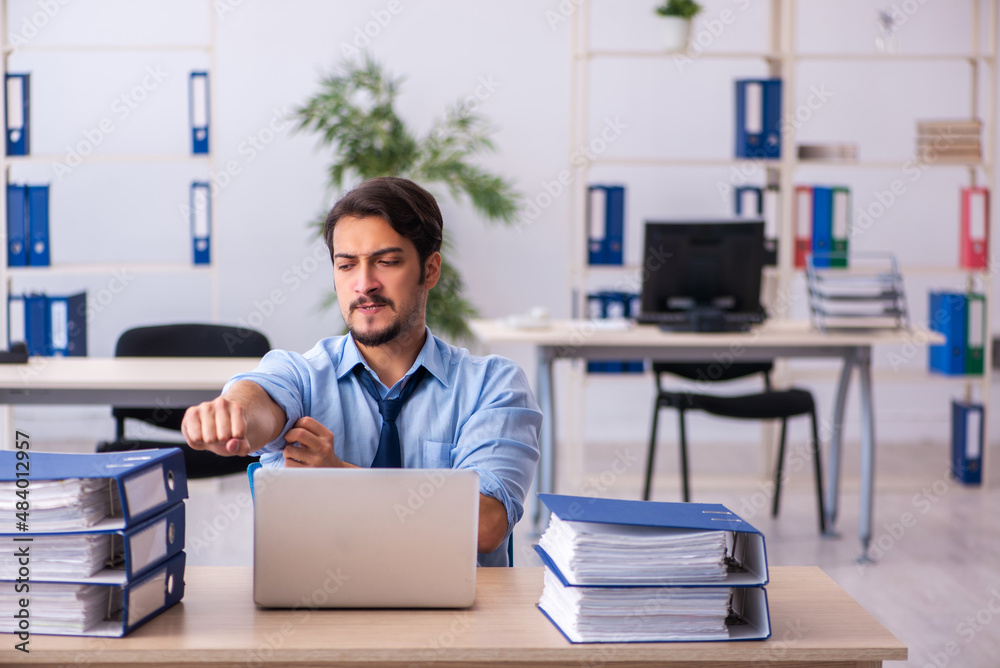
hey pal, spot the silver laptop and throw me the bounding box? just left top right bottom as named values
left=253, top=467, right=479, bottom=608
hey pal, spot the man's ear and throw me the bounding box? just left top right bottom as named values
left=424, top=252, right=442, bottom=290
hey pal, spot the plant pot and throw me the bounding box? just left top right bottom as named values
left=661, top=16, right=691, bottom=52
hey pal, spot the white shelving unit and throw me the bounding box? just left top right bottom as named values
left=0, top=0, right=221, bottom=351
left=568, top=1, right=996, bottom=487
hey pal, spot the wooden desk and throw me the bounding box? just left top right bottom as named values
left=8, top=566, right=906, bottom=667
left=0, top=357, right=257, bottom=407
left=470, top=318, right=943, bottom=557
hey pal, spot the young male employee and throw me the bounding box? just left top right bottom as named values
left=181, top=176, right=541, bottom=566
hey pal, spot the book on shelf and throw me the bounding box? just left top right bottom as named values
left=927, top=291, right=985, bottom=376
left=951, top=400, right=983, bottom=485
left=534, top=494, right=770, bottom=643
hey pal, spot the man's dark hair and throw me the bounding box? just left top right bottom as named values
left=323, top=177, right=443, bottom=282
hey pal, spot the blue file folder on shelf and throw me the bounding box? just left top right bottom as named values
left=811, top=186, right=834, bottom=267
left=951, top=401, right=983, bottom=485
left=586, top=291, right=642, bottom=374
left=6, top=184, right=28, bottom=267
left=5, top=73, right=30, bottom=155
left=27, top=184, right=50, bottom=266
left=190, top=181, right=211, bottom=264
left=0, top=449, right=189, bottom=529
left=0, top=503, right=185, bottom=584
left=0, top=552, right=185, bottom=637
left=735, top=79, right=781, bottom=159
left=587, top=185, right=624, bottom=265
left=189, top=71, right=210, bottom=154
left=928, top=291, right=967, bottom=375
left=23, top=292, right=49, bottom=356
left=48, top=291, right=87, bottom=356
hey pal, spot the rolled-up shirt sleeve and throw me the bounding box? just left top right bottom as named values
left=451, top=358, right=542, bottom=541
left=222, top=349, right=312, bottom=456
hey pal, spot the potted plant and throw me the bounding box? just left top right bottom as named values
left=294, top=55, right=522, bottom=343
left=654, top=0, right=702, bottom=52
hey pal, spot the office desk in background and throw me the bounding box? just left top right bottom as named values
left=0, top=357, right=257, bottom=407
left=470, top=319, right=943, bottom=557
left=7, top=566, right=906, bottom=667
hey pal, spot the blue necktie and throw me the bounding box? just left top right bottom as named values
left=355, top=365, right=427, bottom=468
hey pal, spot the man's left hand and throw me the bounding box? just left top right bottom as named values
left=283, top=417, right=349, bottom=468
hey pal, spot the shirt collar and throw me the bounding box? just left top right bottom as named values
left=335, top=327, right=450, bottom=389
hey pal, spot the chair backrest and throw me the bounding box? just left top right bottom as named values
left=652, top=361, right=774, bottom=390
left=112, top=323, right=271, bottom=435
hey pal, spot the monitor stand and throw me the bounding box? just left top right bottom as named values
left=657, top=307, right=742, bottom=333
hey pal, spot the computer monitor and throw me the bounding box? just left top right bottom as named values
left=639, top=220, right=767, bottom=332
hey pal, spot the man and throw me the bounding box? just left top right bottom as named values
left=181, top=176, right=541, bottom=566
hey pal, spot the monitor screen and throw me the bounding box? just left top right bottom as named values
left=640, top=220, right=766, bottom=326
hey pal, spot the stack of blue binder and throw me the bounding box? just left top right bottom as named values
left=0, top=449, right=188, bottom=637
left=7, top=291, right=87, bottom=357
left=534, top=494, right=771, bottom=643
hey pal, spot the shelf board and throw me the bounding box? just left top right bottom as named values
left=4, top=44, right=211, bottom=54
left=3, top=154, right=211, bottom=164
left=5, top=263, right=212, bottom=277
left=794, top=52, right=995, bottom=63
left=582, top=49, right=783, bottom=61
left=586, top=156, right=991, bottom=170
left=589, top=156, right=783, bottom=168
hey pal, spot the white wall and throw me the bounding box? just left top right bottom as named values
left=5, top=0, right=998, bottom=460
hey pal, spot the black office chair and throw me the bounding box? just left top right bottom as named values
left=644, top=361, right=826, bottom=534
left=97, top=323, right=270, bottom=479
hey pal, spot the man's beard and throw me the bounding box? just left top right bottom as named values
left=347, top=292, right=423, bottom=347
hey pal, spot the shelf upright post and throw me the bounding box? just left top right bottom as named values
left=207, top=1, right=220, bottom=324
left=979, top=0, right=997, bottom=486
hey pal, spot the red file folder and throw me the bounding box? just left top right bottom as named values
left=960, top=187, right=989, bottom=269
left=794, top=186, right=813, bottom=268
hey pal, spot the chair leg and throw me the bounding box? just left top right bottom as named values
left=810, top=408, right=827, bottom=534
left=644, top=400, right=661, bottom=501
left=772, top=418, right=788, bottom=518
left=678, top=407, right=690, bottom=503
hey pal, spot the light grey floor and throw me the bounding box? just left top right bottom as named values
left=182, top=438, right=999, bottom=668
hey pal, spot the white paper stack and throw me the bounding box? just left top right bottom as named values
left=0, top=534, right=113, bottom=580
left=0, top=478, right=112, bottom=531
left=0, top=583, right=110, bottom=635
left=537, top=514, right=728, bottom=585
left=538, top=569, right=732, bottom=642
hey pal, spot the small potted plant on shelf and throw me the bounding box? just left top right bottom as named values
left=654, top=0, right=702, bottom=52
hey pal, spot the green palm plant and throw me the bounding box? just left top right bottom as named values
left=295, top=55, right=522, bottom=342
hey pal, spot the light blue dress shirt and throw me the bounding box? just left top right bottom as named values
left=224, top=327, right=542, bottom=566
